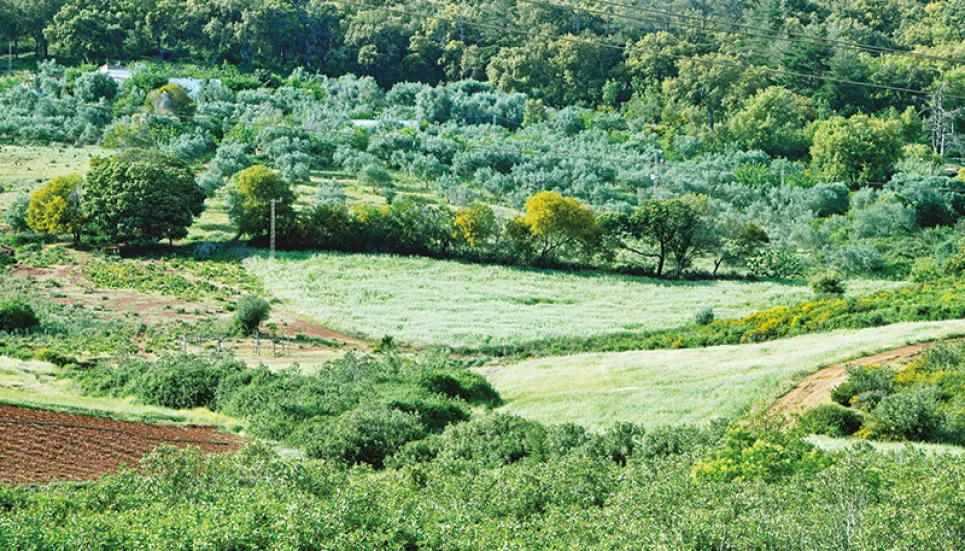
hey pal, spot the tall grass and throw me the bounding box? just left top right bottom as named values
left=246, top=251, right=903, bottom=348
left=480, top=320, right=965, bottom=431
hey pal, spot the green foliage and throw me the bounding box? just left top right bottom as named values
left=145, top=84, right=195, bottom=117
left=233, top=294, right=270, bottom=336
left=82, top=149, right=205, bottom=244
left=798, top=404, right=864, bottom=436
left=693, top=426, right=834, bottom=483
left=693, top=307, right=715, bottom=326
left=3, top=195, right=30, bottom=233
left=862, top=387, right=942, bottom=441
left=227, top=165, right=295, bottom=238
left=72, top=71, right=118, bottom=103
left=0, top=299, right=39, bottom=332
left=132, top=355, right=245, bottom=410
left=810, top=114, right=904, bottom=184
left=832, top=365, right=894, bottom=409
left=809, top=271, right=846, bottom=295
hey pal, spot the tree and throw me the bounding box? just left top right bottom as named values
left=519, top=191, right=601, bottom=263
left=810, top=114, right=903, bottom=185
left=605, top=195, right=712, bottom=278
left=26, top=174, right=85, bottom=242
left=4, top=194, right=30, bottom=233
left=83, top=149, right=205, bottom=244
left=728, top=87, right=813, bottom=158
left=711, top=220, right=769, bottom=276
left=453, top=204, right=498, bottom=249
left=227, top=165, right=295, bottom=238
left=73, top=71, right=119, bottom=103
left=45, top=0, right=142, bottom=61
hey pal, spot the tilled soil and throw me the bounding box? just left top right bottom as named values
left=0, top=404, right=244, bottom=483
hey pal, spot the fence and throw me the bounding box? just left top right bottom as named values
left=177, top=333, right=294, bottom=357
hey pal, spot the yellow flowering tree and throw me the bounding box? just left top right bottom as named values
left=26, top=174, right=85, bottom=242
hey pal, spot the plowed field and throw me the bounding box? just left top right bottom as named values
left=0, top=403, right=244, bottom=483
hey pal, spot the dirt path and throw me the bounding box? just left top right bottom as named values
left=770, top=341, right=941, bottom=420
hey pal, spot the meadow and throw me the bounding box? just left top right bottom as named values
left=0, top=145, right=102, bottom=210
left=246, top=251, right=904, bottom=348
left=480, top=319, right=965, bottom=430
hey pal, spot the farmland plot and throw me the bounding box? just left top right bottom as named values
left=247, top=251, right=904, bottom=348
left=480, top=319, right=965, bottom=430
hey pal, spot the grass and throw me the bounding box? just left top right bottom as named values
left=246, top=250, right=904, bottom=348
left=807, top=435, right=965, bottom=455
left=0, top=144, right=103, bottom=210
left=478, top=319, right=965, bottom=431
left=0, top=356, right=238, bottom=427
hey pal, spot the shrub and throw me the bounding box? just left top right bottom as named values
left=0, top=299, right=39, bottom=332
left=435, top=414, right=548, bottom=467
left=694, top=307, right=715, bottom=326
left=693, top=426, right=833, bottom=483
left=4, top=195, right=31, bottom=233
left=909, top=257, right=940, bottom=282
left=861, top=387, right=943, bottom=442
left=133, top=355, right=244, bottom=410
left=809, top=271, right=845, bottom=295
left=297, top=406, right=426, bottom=468
left=798, top=404, right=864, bottom=436
left=418, top=369, right=502, bottom=407
left=233, top=294, right=270, bottom=336
left=831, top=365, right=894, bottom=408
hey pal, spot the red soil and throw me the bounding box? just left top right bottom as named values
left=0, top=404, right=244, bottom=484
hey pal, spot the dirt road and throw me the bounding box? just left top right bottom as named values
left=770, top=341, right=940, bottom=420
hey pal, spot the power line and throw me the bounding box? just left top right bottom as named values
left=332, top=0, right=965, bottom=102
left=552, top=0, right=965, bottom=66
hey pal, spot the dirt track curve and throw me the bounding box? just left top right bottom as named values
left=0, top=404, right=245, bottom=483
left=770, top=341, right=943, bottom=420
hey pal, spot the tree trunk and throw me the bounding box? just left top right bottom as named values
left=655, top=244, right=665, bottom=277
left=713, top=258, right=723, bottom=277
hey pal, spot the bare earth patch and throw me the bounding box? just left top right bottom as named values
left=0, top=403, right=244, bottom=483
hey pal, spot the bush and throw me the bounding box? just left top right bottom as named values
left=798, top=404, right=864, bottom=436
left=694, top=307, right=715, bottom=326
left=298, top=406, right=426, bottom=468
left=4, top=195, right=31, bottom=233
left=831, top=365, right=894, bottom=408
left=133, top=355, right=244, bottom=410
left=233, top=294, right=270, bottom=336
left=909, top=257, right=940, bottom=282
left=418, top=369, right=502, bottom=407
left=862, top=387, right=943, bottom=442
left=809, top=271, right=845, bottom=295
left=0, top=299, right=39, bottom=332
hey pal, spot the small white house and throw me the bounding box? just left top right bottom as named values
left=98, top=64, right=132, bottom=84
left=98, top=65, right=220, bottom=97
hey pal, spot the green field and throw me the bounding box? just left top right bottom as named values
left=0, top=145, right=103, bottom=210
left=247, top=251, right=905, bottom=348
left=479, top=319, right=965, bottom=431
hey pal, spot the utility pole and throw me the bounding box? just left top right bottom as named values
left=270, top=199, right=278, bottom=263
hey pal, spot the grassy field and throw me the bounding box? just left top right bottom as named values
left=0, top=356, right=238, bottom=427
left=478, top=319, right=965, bottom=431
left=0, top=144, right=103, bottom=210
left=247, top=251, right=905, bottom=348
